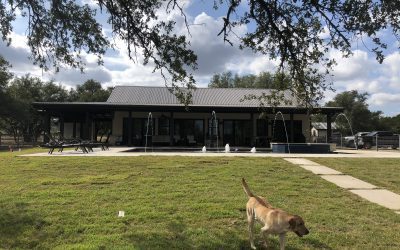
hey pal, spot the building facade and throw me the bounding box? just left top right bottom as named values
left=33, top=86, right=343, bottom=147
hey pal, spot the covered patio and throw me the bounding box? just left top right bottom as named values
left=33, top=86, right=343, bottom=148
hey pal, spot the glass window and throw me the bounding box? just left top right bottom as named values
left=194, top=120, right=204, bottom=143
left=257, top=119, right=267, bottom=136
left=208, top=119, right=219, bottom=136
left=174, top=119, right=195, bottom=136
left=158, top=117, right=169, bottom=135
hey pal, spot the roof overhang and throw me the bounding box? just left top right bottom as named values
left=33, top=102, right=344, bottom=115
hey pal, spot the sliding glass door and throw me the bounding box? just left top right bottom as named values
left=122, top=118, right=154, bottom=146
left=174, top=119, right=204, bottom=146
left=223, top=120, right=252, bottom=146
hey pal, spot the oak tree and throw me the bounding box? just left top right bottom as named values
left=1, top=0, right=399, bottom=105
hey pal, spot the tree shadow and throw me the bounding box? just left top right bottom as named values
left=258, top=234, right=333, bottom=250
left=0, top=203, right=49, bottom=249
left=303, top=237, right=333, bottom=250
left=126, top=218, right=332, bottom=250
left=126, top=218, right=250, bottom=249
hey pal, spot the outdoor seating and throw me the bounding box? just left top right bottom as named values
left=41, top=131, right=111, bottom=154
left=40, top=132, right=111, bottom=154
left=84, top=130, right=111, bottom=151
left=40, top=134, right=89, bottom=154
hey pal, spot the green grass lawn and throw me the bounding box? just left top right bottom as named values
left=311, top=158, right=400, bottom=194
left=1, top=153, right=400, bottom=249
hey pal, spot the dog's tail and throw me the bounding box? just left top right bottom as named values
left=242, top=178, right=270, bottom=207
left=242, top=178, right=254, bottom=197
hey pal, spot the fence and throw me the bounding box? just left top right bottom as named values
left=0, top=134, right=44, bottom=147
left=312, top=135, right=344, bottom=145
left=368, top=134, right=400, bottom=151
left=312, top=134, right=400, bottom=150
left=0, top=134, right=17, bottom=146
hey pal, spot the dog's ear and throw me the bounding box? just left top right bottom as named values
left=288, top=217, right=296, bottom=229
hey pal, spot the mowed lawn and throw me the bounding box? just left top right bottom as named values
left=311, top=158, right=400, bottom=194
left=1, top=151, right=399, bottom=249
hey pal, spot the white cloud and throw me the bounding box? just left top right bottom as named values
left=382, top=52, right=400, bottom=89
left=0, top=8, right=279, bottom=89
left=51, top=67, right=112, bottom=86
left=225, top=55, right=278, bottom=75
left=330, top=50, right=375, bottom=82
left=0, top=34, right=44, bottom=77
left=2, top=4, right=400, bottom=116
left=81, top=0, right=97, bottom=7
left=369, top=93, right=400, bottom=106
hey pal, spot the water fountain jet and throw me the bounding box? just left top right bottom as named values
left=210, top=111, right=219, bottom=152
left=272, top=111, right=291, bottom=154
left=334, top=113, right=357, bottom=150
left=144, top=112, right=153, bottom=152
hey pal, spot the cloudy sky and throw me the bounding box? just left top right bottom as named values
left=1, top=0, right=399, bottom=116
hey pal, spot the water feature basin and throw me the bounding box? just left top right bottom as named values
left=271, top=143, right=334, bottom=153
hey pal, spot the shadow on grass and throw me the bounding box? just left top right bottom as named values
left=302, top=237, right=333, bottom=250
left=0, top=203, right=49, bottom=249
left=126, top=218, right=331, bottom=250
left=250, top=234, right=332, bottom=250
left=126, top=218, right=248, bottom=249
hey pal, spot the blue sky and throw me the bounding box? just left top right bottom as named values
left=1, top=0, right=399, bottom=116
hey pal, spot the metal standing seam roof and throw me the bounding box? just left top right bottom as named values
left=106, top=86, right=301, bottom=107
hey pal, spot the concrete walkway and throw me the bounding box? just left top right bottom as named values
left=284, top=158, right=400, bottom=213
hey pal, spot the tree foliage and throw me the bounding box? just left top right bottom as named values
left=0, top=0, right=196, bottom=104
left=1, top=1, right=399, bottom=106
left=218, top=0, right=400, bottom=106
left=0, top=55, right=12, bottom=89
left=379, top=115, right=400, bottom=134
left=0, top=56, right=111, bottom=142
left=69, top=79, right=113, bottom=102
left=0, top=55, right=13, bottom=115
left=321, top=90, right=387, bottom=134
left=208, top=71, right=290, bottom=89
left=208, top=71, right=295, bottom=107
left=1, top=75, right=72, bottom=142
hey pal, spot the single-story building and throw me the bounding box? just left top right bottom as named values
left=33, top=86, right=343, bottom=147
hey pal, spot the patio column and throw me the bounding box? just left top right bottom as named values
left=92, top=120, right=96, bottom=141
left=250, top=113, right=255, bottom=146
left=84, top=112, right=90, bottom=140
left=43, top=113, right=50, bottom=143
left=169, top=112, right=174, bottom=146
left=59, top=115, right=64, bottom=139
left=204, top=117, right=207, bottom=145
left=290, top=113, right=294, bottom=143
left=327, top=113, right=332, bottom=143
left=128, top=111, right=132, bottom=146
left=73, top=122, right=76, bottom=138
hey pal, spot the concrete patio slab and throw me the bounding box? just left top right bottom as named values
left=20, top=148, right=400, bottom=158
left=283, top=158, right=321, bottom=165
left=298, top=165, right=343, bottom=175
left=350, top=189, right=400, bottom=210
left=321, top=175, right=377, bottom=189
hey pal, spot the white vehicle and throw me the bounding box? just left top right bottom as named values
left=344, top=132, right=369, bottom=148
